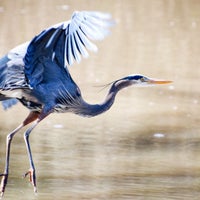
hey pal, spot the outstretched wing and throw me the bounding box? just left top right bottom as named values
left=0, top=42, right=29, bottom=109
left=52, top=11, right=113, bottom=66
left=24, top=11, right=114, bottom=88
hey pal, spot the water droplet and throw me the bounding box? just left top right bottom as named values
left=53, top=124, right=64, bottom=129
left=153, top=133, right=165, bottom=138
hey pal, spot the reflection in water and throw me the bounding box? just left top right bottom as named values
left=0, top=0, right=200, bottom=199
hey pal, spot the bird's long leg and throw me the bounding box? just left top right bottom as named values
left=23, top=110, right=50, bottom=193
left=0, top=124, right=24, bottom=197
left=23, top=120, right=39, bottom=193
left=0, top=111, right=40, bottom=197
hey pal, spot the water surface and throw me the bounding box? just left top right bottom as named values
left=0, top=0, right=200, bottom=199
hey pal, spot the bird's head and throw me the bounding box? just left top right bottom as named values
left=110, top=74, right=172, bottom=92
left=122, top=74, right=172, bottom=87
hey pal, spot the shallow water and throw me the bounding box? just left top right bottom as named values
left=0, top=0, right=200, bottom=199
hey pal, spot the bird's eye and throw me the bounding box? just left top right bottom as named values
left=140, top=77, right=146, bottom=82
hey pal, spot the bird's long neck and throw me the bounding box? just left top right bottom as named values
left=80, top=91, right=116, bottom=117
left=76, top=79, right=131, bottom=117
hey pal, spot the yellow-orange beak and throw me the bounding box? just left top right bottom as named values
left=148, top=79, right=173, bottom=85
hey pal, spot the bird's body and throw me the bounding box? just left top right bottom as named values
left=0, top=11, right=171, bottom=196
left=0, top=42, right=114, bottom=117
left=0, top=13, right=116, bottom=117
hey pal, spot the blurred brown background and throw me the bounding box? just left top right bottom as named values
left=0, top=0, right=200, bottom=199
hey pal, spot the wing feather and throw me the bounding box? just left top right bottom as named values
left=73, top=30, right=89, bottom=58
left=24, top=11, right=114, bottom=88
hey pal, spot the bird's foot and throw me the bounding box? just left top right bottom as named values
left=23, top=169, right=37, bottom=193
left=0, top=173, right=8, bottom=197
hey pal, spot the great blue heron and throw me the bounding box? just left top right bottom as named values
left=0, top=11, right=171, bottom=196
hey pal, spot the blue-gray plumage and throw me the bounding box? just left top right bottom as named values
left=0, top=11, right=171, bottom=196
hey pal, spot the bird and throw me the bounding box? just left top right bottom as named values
left=0, top=11, right=171, bottom=196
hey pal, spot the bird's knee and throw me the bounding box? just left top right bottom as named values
left=23, top=132, right=29, bottom=140
left=6, top=134, right=13, bottom=142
